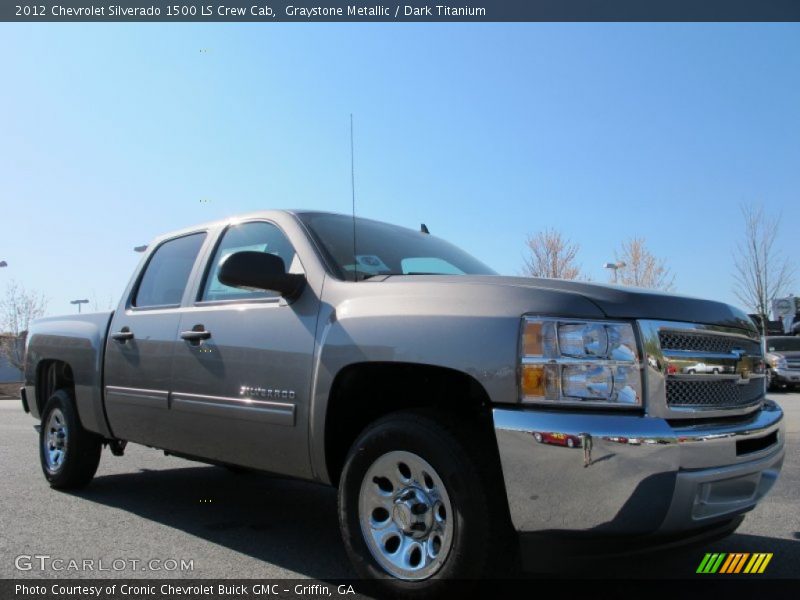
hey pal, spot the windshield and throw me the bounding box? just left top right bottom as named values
left=766, top=337, right=800, bottom=352
left=297, top=212, right=497, bottom=281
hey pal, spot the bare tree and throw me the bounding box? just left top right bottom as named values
left=732, top=204, right=794, bottom=330
left=523, top=228, right=584, bottom=280
left=0, top=281, right=48, bottom=372
left=91, top=291, right=115, bottom=312
left=613, top=238, right=675, bottom=291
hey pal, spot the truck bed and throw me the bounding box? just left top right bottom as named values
left=24, top=310, right=115, bottom=437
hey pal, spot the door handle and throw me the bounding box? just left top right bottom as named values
left=111, top=329, right=134, bottom=342
left=180, top=327, right=211, bottom=344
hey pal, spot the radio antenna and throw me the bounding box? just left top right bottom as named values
left=350, top=113, right=358, bottom=281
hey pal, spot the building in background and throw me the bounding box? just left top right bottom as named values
left=0, top=335, right=23, bottom=383
left=772, top=296, right=800, bottom=335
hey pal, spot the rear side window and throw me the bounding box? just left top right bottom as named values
left=134, top=233, right=206, bottom=308
left=201, top=221, right=301, bottom=302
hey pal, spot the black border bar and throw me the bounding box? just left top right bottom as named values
left=4, top=578, right=800, bottom=600
left=3, top=1, right=800, bottom=22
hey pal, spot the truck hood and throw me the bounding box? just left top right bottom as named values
left=381, top=275, right=755, bottom=331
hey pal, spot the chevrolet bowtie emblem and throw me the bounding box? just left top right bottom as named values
left=732, top=348, right=761, bottom=384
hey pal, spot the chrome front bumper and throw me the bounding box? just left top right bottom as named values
left=493, top=400, right=784, bottom=536
left=772, top=368, right=800, bottom=384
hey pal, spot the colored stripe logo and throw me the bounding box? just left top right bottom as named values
left=696, top=553, right=773, bottom=574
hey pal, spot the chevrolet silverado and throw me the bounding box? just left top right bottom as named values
left=21, top=210, right=784, bottom=592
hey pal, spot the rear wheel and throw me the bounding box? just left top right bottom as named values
left=39, top=390, right=102, bottom=489
left=338, top=410, right=516, bottom=595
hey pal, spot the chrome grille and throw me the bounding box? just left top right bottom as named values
left=666, top=378, right=763, bottom=408
left=640, top=319, right=765, bottom=418
left=786, top=359, right=800, bottom=370
left=658, top=331, right=761, bottom=356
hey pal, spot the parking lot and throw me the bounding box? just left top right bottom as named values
left=0, top=393, right=797, bottom=580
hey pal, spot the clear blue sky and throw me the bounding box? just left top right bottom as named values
left=1, top=23, right=798, bottom=316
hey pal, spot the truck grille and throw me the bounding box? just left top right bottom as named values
left=641, top=320, right=765, bottom=416
left=666, top=378, right=764, bottom=408
left=787, top=359, right=800, bottom=371
left=658, top=331, right=761, bottom=356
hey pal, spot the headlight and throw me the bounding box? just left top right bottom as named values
left=520, top=318, right=642, bottom=407
left=767, top=354, right=787, bottom=369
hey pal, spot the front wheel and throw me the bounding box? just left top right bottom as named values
left=39, top=390, right=102, bottom=489
left=337, top=411, right=515, bottom=595
left=767, top=371, right=778, bottom=392
left=339, top=412, right=515, bottom=595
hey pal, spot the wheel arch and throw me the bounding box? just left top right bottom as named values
left=35, top=360, right=76, bottom=416
left=323, top=361, right=498, bottom=487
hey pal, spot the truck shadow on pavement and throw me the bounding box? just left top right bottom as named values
left=71, top=465, right=800, bottom=580
left=71, top=465, right=356, bottom=579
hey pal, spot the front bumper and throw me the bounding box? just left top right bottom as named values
left=771, top=368, right=800, bottom=385
left=493, top=400, right=784, bottom=536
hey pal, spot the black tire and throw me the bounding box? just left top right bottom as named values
left=39, top=390, right=102, bottom=489
left=337, top=410, right=516, bottom=596
left=222, top=464, right=249, bottom=474
left=767, top=372, right=777, bottom=392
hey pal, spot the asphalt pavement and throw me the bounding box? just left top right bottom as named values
left=1, top=394, right=797, bottom=580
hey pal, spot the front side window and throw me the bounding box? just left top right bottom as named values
left=134, top=233, right=206, bottom=308
left=201, top=221, right=301, bottom=302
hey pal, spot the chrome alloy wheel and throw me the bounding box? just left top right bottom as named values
left=358, top=450, right=454, bottom=580
left=44, top=408, right=68, bottom=473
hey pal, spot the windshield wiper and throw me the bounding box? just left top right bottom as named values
left=356, top=272, right=396, bottom=281
left=357, top=272, right=448, bottom=281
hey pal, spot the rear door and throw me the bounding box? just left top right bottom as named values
left=167, top=220, right=319, bottom=477
left=104, top=231, right=208, bottom=447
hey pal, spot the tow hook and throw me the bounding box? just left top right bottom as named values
left=108, top=439, right=127, bottom=456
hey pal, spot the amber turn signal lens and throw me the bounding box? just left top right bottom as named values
left=523, top=321, right=543, bottom=356
left=521, top=364, right=545, bottom=397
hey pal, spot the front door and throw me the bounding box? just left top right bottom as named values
left=168, top=220, right=319, bottom=478
left=104, top=231, right=207, bottom=447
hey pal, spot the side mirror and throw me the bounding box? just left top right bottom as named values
left=218, top=251, right=305, bottom=299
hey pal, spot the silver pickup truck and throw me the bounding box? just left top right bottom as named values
left=22, top=210, right=784, bottom=591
